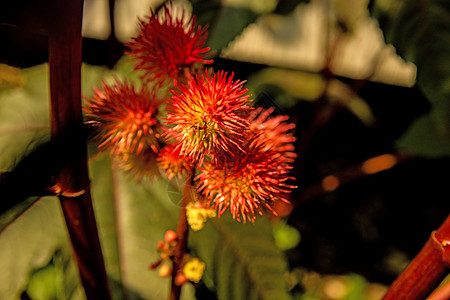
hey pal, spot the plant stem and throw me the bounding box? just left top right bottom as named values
left=382, top=214, right=450, bottom=300
left=48, top=0, right=111, bottom=298
left=428, top=277, right=450, bottom=300
left=169, top=168, right=195, bottom=300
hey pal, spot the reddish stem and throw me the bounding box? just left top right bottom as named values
left=428, top=277, right=450, bottom=300
left=169, top=168, right=195, bottom=300
left=382, top=214, right=450, bottom=300
left=48, top=0, right=111, bottom=299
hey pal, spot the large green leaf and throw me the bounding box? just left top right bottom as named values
left=0, top=63, right=107, bottom=171
left=0, top=64, right=50, bottom=172
left=189, top=215, right=293, bottom=300
left=191, top=0, right=260, bottom=56
left=0, top=196, right=71, bottom=299
left=372, top=0, right=450, bottom=156
left=25, top=248, right=84, bottom=300
left=0, top=197, right=39, bottom=232
left=88, top=152, right=196, bottom=300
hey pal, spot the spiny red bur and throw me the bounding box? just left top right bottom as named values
left=115, top=147, right=160, bottom=181
left=247, top=107, right=297, bottom=163
left=164, top=70, right=253, bottom=165
left=126, top=3, right=213, bottom=86
left=157, top=143, right=194, bottom=180
left=84, top=78, right=162, bottom=155
left=84, top=79, right=163, bottom=178
left=196, top=107, right=297, bottom=223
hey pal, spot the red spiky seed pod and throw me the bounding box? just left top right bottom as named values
left=247, top=107, right=297, bottom=163
left=84, top=79, right=163, bottom=177
left=196, top=108, right=297, bottom=222
left=164, top=70, right=253, bottom=165
left=126, top=3, right=213, bottom=86
left=157, top=143, right=194, bottom=179
left=114, top=147, right=160, bottom=180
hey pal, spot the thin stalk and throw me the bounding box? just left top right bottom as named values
left=48, top=0, right=111, bottom=298
left=169, top=168, right=195, bottom=300
left=382, top=214, right=450, bottom=300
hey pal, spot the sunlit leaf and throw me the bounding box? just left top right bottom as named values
left=0, top=197, right=38, bottom=232
left=26, top=248, right=84, bottom=300
left=273, top=221, right=301, bottom=251
left=0, top=62, right=107, bottom=225
left=89, top=152, right=196, bottom=300
left=190, top=215, right=294, bottom=300
left=191, top=0, right=259, bottom=56
left=0, top=197, right=70, bottom=299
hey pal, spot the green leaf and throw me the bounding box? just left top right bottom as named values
left=396, top=114, right=450, bottom=157
left=0, top=63, right=108, bottom=171
left=191, top=1, right=260, bottom=56
left=0, top=197, right=39, bottom=232
left=247, top=68, right=325, bottom=103
left=189, top=215, right=293, bottom=300
left=88, top=153, right=125, bottom=300
left=273, top=221, right=301, bottom=251
left=26, top=248, right=84, bottom=300
left=372, top=0, right=450, bottom=155
left=26, top=262, right=59, bottom=300
left=0, top=196, right=70, bottom=299
left=0, top=64, right=50, bottom=172
left=88, top=152, right=196, bottom=300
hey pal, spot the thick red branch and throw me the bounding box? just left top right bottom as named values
left=382, top=214, right=450, bottom=300
left=48, top=0, right=111, bottom=298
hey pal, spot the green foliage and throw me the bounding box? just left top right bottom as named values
left=297, top=272, right=386, bottom=300
left=0, top=197, right=38, bottom=232
left=0, top=64, right=50, bottom=172
left=0, top=196, right=70, bottom=299
left=89, top=153, right=196, bottom=300
left=27, top=263, right=59, bottom=300
left=191, top=0, right=259, bottom=55
left=190, top=215, right=293, bottom=300
left=26, top=249, right=84, bottom=300
left=372, top=0, right=450, bottom=156
left=273, top=221, right=301, bottom=251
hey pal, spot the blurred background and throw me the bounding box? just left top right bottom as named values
left=1, top=0, right=450, bottom=299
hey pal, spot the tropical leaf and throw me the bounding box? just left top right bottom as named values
left=88, top=151, right=197, bottom=300
left=189, top=215, right=293, bottom=300
left=190, top=0, right=260, bottom=56
left=371, top=0, right=450, bottom=156
left=0, top=64, right=50, bottom=172
left=0, top=196, right=70, bottom=299
left=25, top=248, right=84, bottom=300
left=0, top=197, right=38, bottom=232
